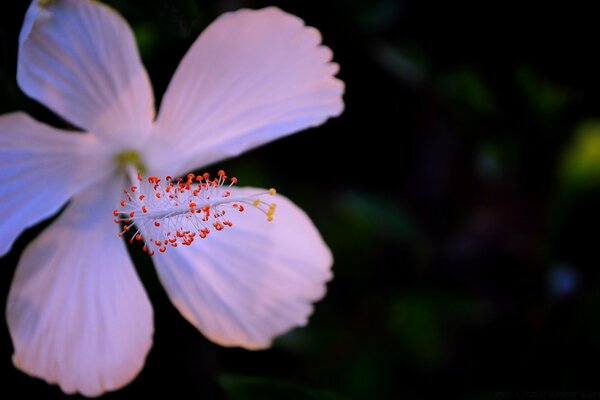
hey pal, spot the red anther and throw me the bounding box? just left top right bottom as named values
left=113, top=210, right=119, bottom=216
left=131, top=186, right=137, bottom=192
left=169, top=238, right=177, bottom=243
left=196, top=175, right=203, bottom=181
left=165, top=185, right=171, bottom=193
left=231, top=177, right=238, bottom=184
left=238, top=205, right=245, bottom=212
left=142, top=245, right=147, bottom=252
left=224, top=191, right=231, bottom=197
left=139, top=195, right=145, bottom=200
left=124, top=219, right=131, bottom=223
left=218, top=170, right=225, bottom=177
left=159, top=247, right=167, bottom=253
left=142, top=205, right=148, bottom=213
left=136, top=234, right=143, bottom=241
left=129, top=239, right=134, bottom=244
left=120, top=200, right=126, bottom=207
left=148, top=250, right=155, bottom=257
left=203, top=172, right=210, bottom=179
left=187, top=173, right=195, bottom=180
left=171, top=243, right=178, bottom=247
left=118, top=232, right=123, bottom=238
left=224, top=221, right=233, bottom=227
left=189, top=202, right=197, bottom=212
left=123, top=225, right=130, bottom=231
left=114, top=219, right=120, bottom=223
left=200, top=232, right=207, bottom=239
left=176, top=177, right=183, bottom=183
left=137, top=172, right=143, bottom=181
left=155, top=240, right=162, bottom=246
left=166, top=176, right=172, bottom=181
left=193, top=189, right=200, bottom=196
left=154, top=221, right=161, bottom=227
left=155, top=193, right=161, bottom=198
left=129, top=211, right=135, bottom=218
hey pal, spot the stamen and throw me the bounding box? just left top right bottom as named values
left=114, top=170, right=277, bottom=256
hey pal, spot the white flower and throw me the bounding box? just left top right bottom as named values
left=0, top=0, right=343, bottom=397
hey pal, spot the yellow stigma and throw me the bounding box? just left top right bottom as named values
left=269, top=188, right=277, bottom=195
left=253, top=199, right=260, bottom=207
left=115, top=149, right=147, bottom=174
left=266, top=203, right=276, bottom=222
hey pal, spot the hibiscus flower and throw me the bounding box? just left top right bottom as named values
left=0, top=0, right=343, bottom=396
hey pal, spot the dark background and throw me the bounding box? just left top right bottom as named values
left=3, top=0, right=600, bottom=398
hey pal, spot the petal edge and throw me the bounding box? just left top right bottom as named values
left=152, top=187, right=332, bottom=349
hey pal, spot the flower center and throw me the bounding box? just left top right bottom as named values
left=38, top=0, right=57, bottom=7
left=114, top=149, right=147, bottom=174
left=114, top=170, right=276, bottom=256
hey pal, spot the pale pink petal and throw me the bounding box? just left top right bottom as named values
left=18, top=0, right=154, bottom=148
left=6, top=176, right=153, bottom=397
left=152, top=187, right=332, bottom=349
left=0, top=112, right=113, bottom=256
left=146, top=7, right=344, bottom=176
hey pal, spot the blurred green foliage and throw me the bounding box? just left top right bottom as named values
left=560, top=121, right=600, bottom=189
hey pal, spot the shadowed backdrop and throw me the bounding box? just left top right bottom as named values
left=2, top=0, right=600, bottom=398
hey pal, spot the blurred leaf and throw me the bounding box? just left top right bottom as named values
left=220, top=375, right=345, bottom=400
left=388, top=295, right=443, bottom=367
left=388, top=292, right=490, bottom=368
left=515, top=66, right=575, bottom=118
left=341, top=350, right=394, bottom=400
left=336, top=191, right=423, bottom=244
left=133, top=22, right=161, bottom=56
left=476, top=141, right=504, bottom=180
left=349, top=0, right=402, bottom=31
left=375, top=43, right=428, bottom=86
left=559, top=121, right=600, bottom=189
left=438, top=67, right=495, bottom=113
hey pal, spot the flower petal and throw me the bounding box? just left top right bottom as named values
left=146, top=7, right=344, bottom=176
left=0, top=112, right=112, bottom=256
left=6, top=176, right=154, bottom=397
left=151, top=187, right=332, bottom=349
left=18, top=0, right=154, bottom=147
